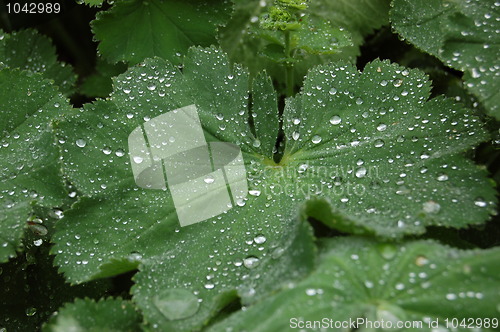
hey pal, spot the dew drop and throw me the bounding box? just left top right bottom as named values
left=415, top=255, right=429, bottom=267
left=474, top=197, right=487, bottom=207
left=204, top=176, right=215, bottom=184
left=376, top=123, right=387, bottom=132
left=249, top=189, right=261, bottom=197
left=243, top=256, right=260, bottom=269
left=312, top=135, right=322, bottom=144
left=272, top=247, right=284, bottom=259
left=395, top=283, right=405, bottom=290
left=133, top=156, right=144, bottom=164
left=355, top=167, right=367, bottom=178
left=254, top=234, right=266, bottom=244
left=153, top=289, right=200, bottom=320
left=306, top=288, right=317, bottom=296
left=374, top=139, right=385, bottom=148
left=25, top=307, right=37, bottom=317
left=329, top=116, right=341, bottom=125
left=423, top=201, right=441, bottom=213
left=297, top=164, right=308, bottom=174
left=75, top=139, right=86, bottom=148
left=378, top=243, right=397, bottom=260
left=436, top=173, right=449, bottom=182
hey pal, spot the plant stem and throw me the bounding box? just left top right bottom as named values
left=284, top=30, right=294, bottom=97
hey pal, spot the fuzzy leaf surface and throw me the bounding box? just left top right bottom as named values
left=53, top=48, right=493, bottom=330
left=391, top=0, right=500, bottom=119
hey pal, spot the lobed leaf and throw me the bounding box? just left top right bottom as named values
left=43, top=298, right=141, bottom=332
left=52, top=47, right=494, bottom=330
left=92, top=0, right=231, bottom=65
left=282, top=60, right=496, bottom=237
left=0, top=69, right=74, bottom=262
left=208, top=237, right=500, bottom=332
left=391, top=0, right=500, bottom=119
left=0, top=29, right=76, bottom=95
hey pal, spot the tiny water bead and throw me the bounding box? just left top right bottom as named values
left=423, top=201, right=441, bottom=214
left=115, top=149, right=125, bottom=157
left=378, top=243, right=397, bottom=260
left=253, top=234, right=266, bottom=244
left=355, top=167, right=367, bottom=178
left=374, top=139, right=385, bottom=148
left=204, top=176, right=215, bottom=184
left=75, top=139, right=86, bottom=148
left=415, top=256, right=429, bottom=267
left=249, top=189, right=261, bottom=197
left=153, top=288, right=200, bottom=320
left=243, top=256, right=260, bottom=269
left=297, top=164, right=308, bottom=174
left=25, top=307, right=37, bottom=317
left=474, top=197, right=487, bottom=207
left=436, top=173, right=449, bottom=182
left=311, top=135, right=322, bottom=144
left=329, top=115, right=341, bottom=125
left=133, top=156, right=144, bottom=164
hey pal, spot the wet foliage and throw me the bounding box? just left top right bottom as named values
left=0, top=0, right=499, bottom=331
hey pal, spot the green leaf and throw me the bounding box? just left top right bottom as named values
left=282, top=59, right=496, bottom=237
left=82, top=0, right=105, bottom=6
left=218, top=0, right=389, bottom=91
left=391, top=0, right=500, bottom=119
left=52, top=48, right=317, bottom=330
left=309, top=0, right=391, bottom=47
left=92, top=0, right=231, bottom=65
left=43, top=298, right=141, bottom=332
left=0, top=68, right=73, bottom=262
left=295, top=16, right=352, bottom=55
left=0, top=29, right=76, bottom=95
left=208, top=237, right=500, bottom=332
left=52, top=48, right=493, bottom=330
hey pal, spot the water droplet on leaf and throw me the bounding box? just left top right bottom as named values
left=153, top=289, right=200, bottom=320
left=243, top=256, right=260, bottom=269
